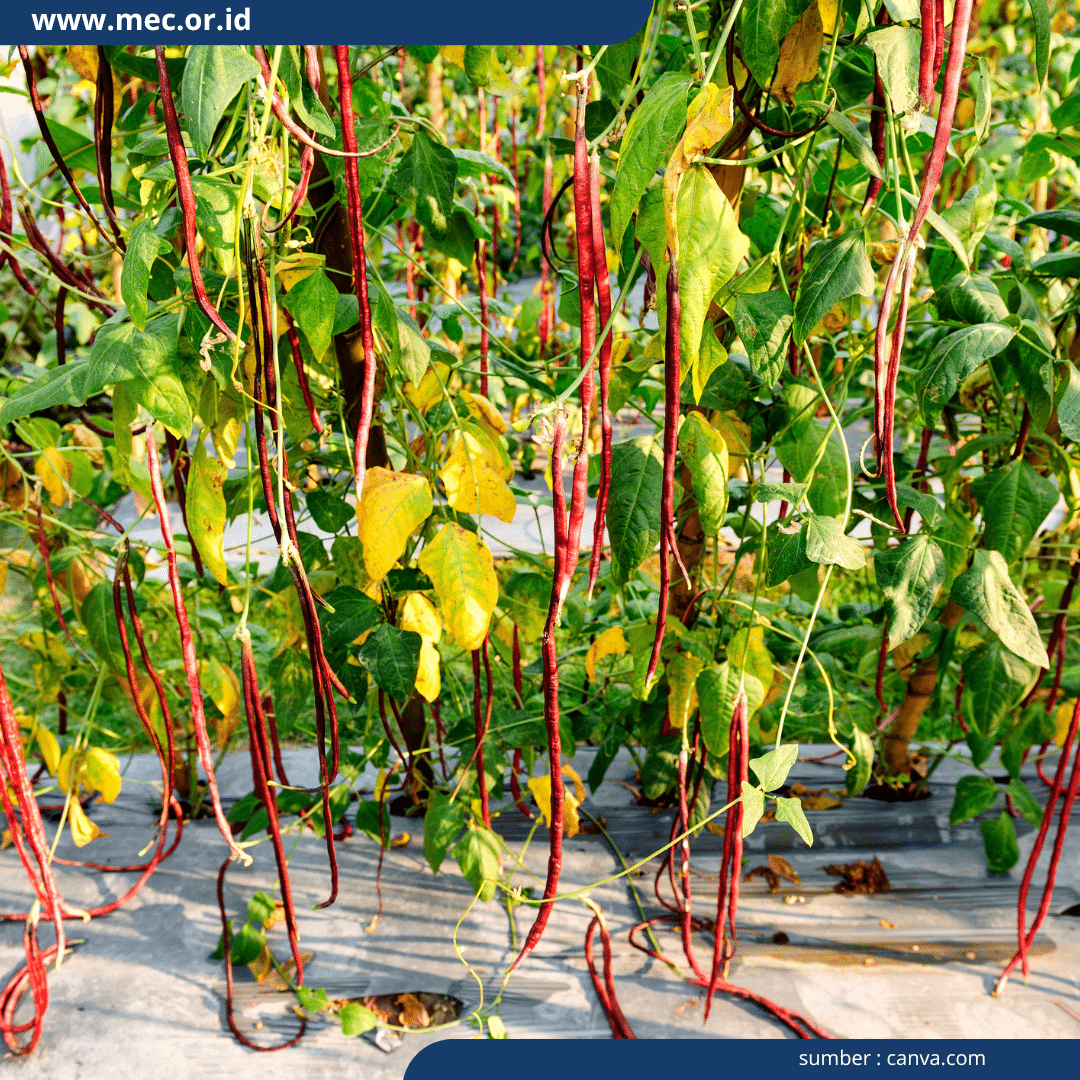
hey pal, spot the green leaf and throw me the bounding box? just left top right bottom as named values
left=0, top=350, right=137, bottom=429
left=949, top=774, right=1000, bottom=825
left=356, top=623, right=422, bottom=703
left=1031, top=250, right=1080, bottom=278
left=277, top=46, right=335, bottom=138
left=424, top=792, right=466, bottom=874
left=874, top=534, right=946, bottom=648
left=281, top=269, right=337, bottom=361
left=822, top=108, right=884, bottom=180
left=246, top=890, right=276, bottom=925
left=962, top=639, right=1037, bottom=739
left=340, top=1002, right=378, bottom=1036
left=893, top=484, right=946, bottom=528
left=1027, top=0, right=1051, bottom=87
left=80, top=581, right=129, bottom=671
left=609, top=71, right=692, bottom=256
left=775, top=418, right=849, bottom=519
left=677, top=412, right=728, bottom=535
left=980, top=812, right=1020, bottom=875
left=740, top=0, right=815, bottom=87
left=392, top=131, right=458, bottom=238
left=805, top=515, right=866, bottom=571
left=296, top=986, right=332, bottom=1014
left=187, top=440, right=229, bottom=585
left=697, top=662, right=765, bottom=758
left=606, top=437, right=663, bottom=586
left=122, top=219, right=171, bottom=332
left=935, top=275, right=1009, bottom=325
left=971, top=459, right=1058, bottom=565
left=1057, top=362, right=1080, bottom=442
left=1018, top=208, right=1080, bottom=241
left=733, top=290, right=793, bottom=387
left=393, top=311, right=431, bottom=387
left=846, top=727, right=874, bottom=797
left=452, top=824, right=501, bottom=901
left=306, top=488, right=354, bottom=534
left=1006, top=777, right=1044, bottom=828
left=181, top=46, right=262, bottom=158
left=965, top=730, right=996, bottom=769
left=749, top=744, right=800, bottom=791
left=793, top=232, right=876, bottom=345
left=637, top=171, right=748, bottom=384
left=741, top=781, right=765, bottom=837
left=228, top=923, right=266, bottom=965
left=916, top=323, right=1016, bottom=424
left=765, top=525, right=812, bottom=588
left=775, top=796, right=813, bottom=846
left=320, top=586, right=381, bottom=648
left=355, top=800, right=392, bottom=846
left=463, top=45, right=492, bottom=87
left=951, top=550, right=1049, bottom=668
left=450, top=148, right=515, bottom=187
left=866, top=25, right=922, bottom=116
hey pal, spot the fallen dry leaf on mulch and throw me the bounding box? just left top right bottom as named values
left=821, top=856, right=891, bottom=894
left=744, top=853, right=802, bottom=892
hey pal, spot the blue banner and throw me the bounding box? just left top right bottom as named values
left=11, top=2, right=653, bottom=45
left=406, top=1040, right=1073, bottom=1080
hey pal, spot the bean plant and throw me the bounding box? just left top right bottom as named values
left=1, top=0, right=1079, bottom=1049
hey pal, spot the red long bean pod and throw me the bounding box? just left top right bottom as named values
left=240, top=632, right=305, bottom=984
left=333, top=47, right=379, bottom=502
left=705, top=689, right=748, bottom=1018
left=510, top=412, right=567, bottom=969
left=153, top=47, right=234, bottom=341
left=509, top=749, right=533, bottom=820
left=918, top=0, right=939, bottom=110
left=34, top=499, right=81, bottom=655
left=508, top=105, right=522, bottom=274
left=538, top=153, right=554, bottom=358
left=17, top=46, right=120, bottom=251
left=216, top=859, right=306, bottom=1050
left=262, top=692, right=291, bottom=786
left=92, top=47, right=125, bottom=248
left=471, top=644, right=493, bottom=828
left=17, top=202, right=110, bottom=309
left=584, top=905, right=635, bottom=1038
left=476, top=238, right=490, bottom=397
left=995, top=696, right=1080, bottom=994
left=0, top=915, right=49, bottom=1054
left=587, top=151, right=614, bottom=599
left=876, top=618, right=890, bottom=715
left=283, top=309, right=324, bottom=434
left=932, top=0, right=946, bottom=87
left=164, top=431, right=205, bottom=579
left=0, top=151, right=38, bottom=297
left=145, top=431, right=247, bottom=862
left=644, top=261, right=680, bottom=691
left=512, top=623, right=524, bottom=708
left=876, top=0, right=975, bottom=514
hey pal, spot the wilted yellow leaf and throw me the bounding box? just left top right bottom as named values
left=65, top=47, right=122, bottom=118
left=713, top=412, right=752, bottom=476
left=440, top=430, right=516, bottom=523
left=34, top=726, right=61, bottom=776
left=417, top=523, right=498, bottom=651
left=68, top=799, right=102, bottom=847
left=439, top=46, right=466, bottom=69
left=666, top=651, right=704, bottom=730
left=585, top=626, right=627, bottom=681
left=663, top=84, right=735, bottom=258
left=0, top=560, right=7, bottom=594
left=84, top=746, right=122, bottom=804
left=728, top=625, right=774, bottom=701
left=400, top=593, right=442, bottom=703
left=69, top=424, right=105, bottom=467
left=404, top=361, right=451, bottom=415
left=187, top=440, right=229, bottom=586
left=770, top=2, right=824, bottom=105
left=391, top=832, right=411, bottom=848
left=562, top=762, right=586, bottom=803
left=1, top=828, right=12, bottom=851
left=527, top=775, right=580, bottom=838
left=357, top=468, right=433, bottom=583
left=35, top=447, right=71, bottom=506
left=460, top=389, right=507, bottom=438
left=275, top=251, right=325, bottom=290
left=1056, top=700, right=1077, bottom=748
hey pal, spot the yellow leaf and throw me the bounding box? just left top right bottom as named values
left=68, top=799, right=101, bottom=847
left=35, top=447, right=71, bottom=506
left=404, top=361, right=451, bottom=415
left=57, top=746, right=76, bottom=798
left=817, top=0, right=839, bottom=34
left=460, top=389, right=507, bottom=438
left=585, top=626, right=627, bottom=681
left=400, top=593, right=442, bottom=703
left=1056, top=701, right=1077, bottom=748
left=187, top=439, right=229, bottom=586
left=357, top=468, right=433, bottom=583
left=728, top=625, right=774, bottom=703
left=65, top=47, right=122, bottom=118
left=1, top=828, right=12, bottom=851
left=562, top=762, right=586, bottom=804
left=770, top=2, right=824, bottom=105
left=713, top=411, right=751, bottom=476
left=662, top=84, right=735, bottom=258
left=418, top=523, right=498, bottom=652
left=439, top=430, right=516, bottom=523
left=34, top=726, right=60, bottom=776
left=275, top=251, right=326, bottom=290
left=0, top=560, right=7, bottom=593
left=527, top=776, right=581, bottom=838
left=84, top=747, right=122, bottom=804
left=391, top=832, right=411, bottom=848
left=439, top=46, right=466, bottom=69
left=667, top=651, right=704, bottom=730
